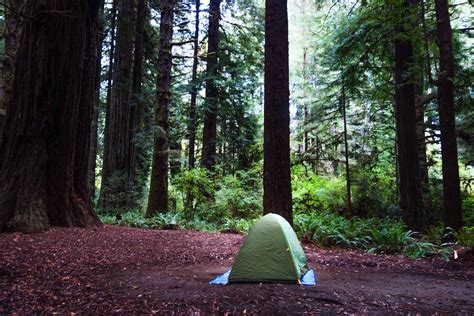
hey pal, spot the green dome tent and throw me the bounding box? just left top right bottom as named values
left=211, top=213, right=315, bottom=285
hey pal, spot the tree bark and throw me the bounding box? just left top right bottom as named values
left=146, top=0, right=177, bottom=216
left=201, top=0, right=221, bottom=170
left=434, top=0, right=463, bottom=230
left=128, top=0, right=147, bottom=184
left=184, top=0, right=201, bottom=211
left=0, top=0, right=24, bottom=146
left=188, top=0, right=200, bottom=170
left=394, top=0, right=425, bottom=231
left=170, top=139, right=181, bottom=176
left=99, top=0, right=134, bottom=209
left=0, top=0, right=101, bottom=233
left=263, top=0, right=292, bottom=225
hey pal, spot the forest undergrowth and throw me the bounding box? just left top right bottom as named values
left=98, top=167, right=474, bottom=261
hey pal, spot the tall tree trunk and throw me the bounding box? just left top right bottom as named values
left=0, top=0, right=101, bottom=233
left=101, top=0, right=118, bottom=189
left=0, top=0, right=24, bottom=145
left=341, top=83, right=352, bottom=213
left=146, top=0, right=177, bottom=216
left=263, top=0, right=292, bottom=225
left=170, top=139, right=181, bottom=176
left=99, top=0, right=134, bottom=209
left=414, top=0, right=429, bottom=197
left=394, top=0, right=425, bottom=231
left=128, top=0, right=147, bottom=184
left=184, top=0, right=201, bottom=212
left=201, top=0, right=221, bottom=170
left=89, top=1, right=106, bottom=198
left=188, top=0, right=200, bottom=170
left=434, top=0, right=462, bottom=230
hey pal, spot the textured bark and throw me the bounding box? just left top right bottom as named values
left=170, top=140, right=181, bottom=177
left=201, top=0, right=221, bottom=170
left=263, top=0, right=292, bottom=225
left=434, top=0, right=463, bottom=230
left=394, top=0, right=425, bottom=231
left=89, top=1, right=106, bottom=197
left=128, top=0, right=147, bottom=184
left=99, top=0, right=134, bottom=209
left=188, top=0, right=200, bottom=170
left=0, top=0, right=102, bottom=232
left=0, top=0, right=24, bottom=145
left=146, top=0, right=176, bottom=216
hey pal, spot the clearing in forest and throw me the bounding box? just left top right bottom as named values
left=0, top=226, right=473, bottom=314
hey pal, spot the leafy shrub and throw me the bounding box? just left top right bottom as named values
left=214, top=174, right=262, bottom=220
left=98, top=211, right=183, bottom=230
left=351, top=169, right=398, bottom=218
left=462, top=195, right=474, bottom=227
left=292, top=170, right=346, bottom=214
left=172, top=168, right=216, bottom=218
left=403, top=241, right=453, bottom=261
left=459, top=226, right=474, bottom=247
left=294, top=211, right=458, bottom=260
left=221, top=217, right=260, bottom=234
left=172, top=168, right=262, bottom=224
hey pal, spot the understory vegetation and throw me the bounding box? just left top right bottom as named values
left=99, top=167, right=474, bottom=261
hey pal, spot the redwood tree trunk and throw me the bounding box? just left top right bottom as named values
left=263, top=0, right=292, bottom=225
left=0, top=0, right=24, bottom=145
left=434, top=0, right=463, bottom=230
left=0, top=0, right=101, bottom=232
left=394, top=0, right=424, bottom=231
left=188, top=0, right=200, bottom=170
left=201, top=0, right=221, bottom=170
left=99, top=0, right=134, bottom=209
left=128, top=0, right=147, bottom=184
left=146, top=0, right=177, bottom=216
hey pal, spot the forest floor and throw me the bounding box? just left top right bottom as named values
left=1, top=226, right=473, bottom=315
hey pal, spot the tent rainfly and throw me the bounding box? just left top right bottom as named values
left=210, top=213, right=316, bottom=285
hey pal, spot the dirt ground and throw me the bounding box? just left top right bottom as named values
left=1, top=225, right=473, bottom=314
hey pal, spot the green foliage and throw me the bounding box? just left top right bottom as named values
left=215, top=173, right=262, bottom=219
left=99, top=210, right=183, bottom=230
left=98, top=209, right=259, bottom=234
left=221, top=217, right=260, bottom=234
left=462, top=195, right=474, bottom=227
left=351, top=169, right=398, bottom=218
left=459, top=227, right=474, bottom=248
left=292, top=167, right=346, bottom=213
left=172, top=168, right=262, bottom=224
left=173, top=168, right=216, bottom=217
left=294, top=211, right=458, bottom=260
left=294, top=212, right=405, bottom=252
